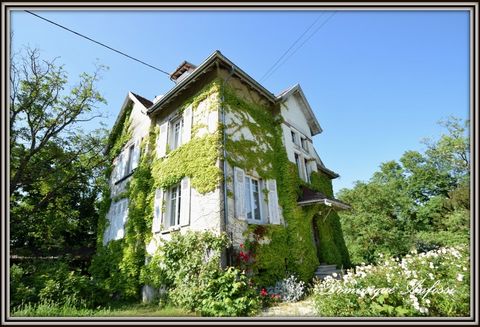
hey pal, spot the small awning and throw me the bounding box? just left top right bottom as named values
left=297, top=186, right=351, bottom=210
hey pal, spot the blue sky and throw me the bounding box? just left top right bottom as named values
left=10, top=9, right=470, bottom=194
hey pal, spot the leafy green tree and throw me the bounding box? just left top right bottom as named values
left=338, top=117, right=470, bottom=264
left=10, top=47, right=108, bottom=259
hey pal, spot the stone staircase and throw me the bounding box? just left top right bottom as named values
left=314, top=264, right=343, bottom=280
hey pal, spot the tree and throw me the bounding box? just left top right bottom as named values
left=338, top=117, right=470, bottom=264
left=10, top=47, right=108, bottom=258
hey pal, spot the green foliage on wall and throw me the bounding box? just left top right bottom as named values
left=151, top=82, right=223, bottom=194
left=90, top=103, right=156, bottom=303
left=309, top=171, right=334, bottom=198
left=223, top=83, right=350, bottom=285
left=315, top=208, right=351, bottom=268
left=152, top=132, right=222, bottom=194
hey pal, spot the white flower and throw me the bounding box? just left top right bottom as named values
left=425, top=299, right=431, bottom=305
left=419, top=307, right=429, bottom=314
left=457, top=273, right=464, bottom=281
left=428, top=273, right=434, bottom=280
left=429, top=262, right=435, bottom=269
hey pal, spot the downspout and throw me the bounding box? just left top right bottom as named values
left=220, top=63, right=235, bottom=231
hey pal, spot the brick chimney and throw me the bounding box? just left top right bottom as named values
left=170, top=61, right=197, bottom=84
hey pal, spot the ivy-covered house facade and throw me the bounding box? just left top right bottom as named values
left=95, top=51, right=350, bottom=301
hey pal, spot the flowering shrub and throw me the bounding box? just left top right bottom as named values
left=313, top=246, right=470, bottom=317
left=259, top=288, right=281, bottom=308
left=267, top=274, right=306, bottom=303
left=141, top=231, right=261, bottom=316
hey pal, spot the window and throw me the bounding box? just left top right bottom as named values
left=301, top=137, right=309, bottom=152
left=291, top=130, right=297, bottom=145
left=171, top=118, right=184, bottom=150
left=166, top=183, right=182, bottom=228
left=244, top=176, right=262, bottom=222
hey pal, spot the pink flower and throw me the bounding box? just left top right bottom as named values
left=260, top=288, right=268, bottom=297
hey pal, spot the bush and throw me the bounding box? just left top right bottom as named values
left=267, top=274, right=306, bottom=303
left=313, top=246, right=470, bottom=317
left=142, top=231, right=261, bottom=316
left=10, top=260, right=98, bottom=310
left=197, top=267, right=260, bottom=317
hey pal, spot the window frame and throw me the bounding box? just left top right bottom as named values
left=291, top=130, right=297, bottom=145
left=166, top=183, right=182, bottom=229
left=301, top=137, right=309, bottom=153
left=244, top=175, right=263, bottom=223
left=170, top=117, right=184, bottom=151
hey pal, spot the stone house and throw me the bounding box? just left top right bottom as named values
left=101, top=51, right=350, bottom=297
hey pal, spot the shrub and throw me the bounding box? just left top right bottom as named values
left=267, top=274, right=306, bottom=303
left=313, top=246, right=470, bottom=317
left=10, top=260, right=98, bottom=310
left=197, top=267, right=260, bottom=317
left=142, top=231, right=261, bottom=316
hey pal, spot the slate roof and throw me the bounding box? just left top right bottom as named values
left=131, top=92, right=153, bottom=108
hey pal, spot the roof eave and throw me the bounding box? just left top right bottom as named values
left=147, top=51, right=277, bottom=116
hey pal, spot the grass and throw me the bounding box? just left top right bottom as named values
left=11, top=302, right=197, bottom=317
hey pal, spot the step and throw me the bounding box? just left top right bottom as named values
left=316, top=264, right=337, bottom=270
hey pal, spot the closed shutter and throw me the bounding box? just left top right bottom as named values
left=233, top=167, right=246, bottom=220
left=179, top=177, right=191, bottom=227
left=182, top=105, right=192, bottom=144
left=207, top=111, right=217, bottom=133
left=131, top=138, right=141, bottom=170
left=267, top=179, right=281, bottom=224
left=118, top=152, right=125, bottom=179
left=157, top=121, right=169, bottom=158
left=152, top=189, right=163, bottom=233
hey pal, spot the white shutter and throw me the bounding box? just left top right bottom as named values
left=267, top=179, right=281, bottom=224
left=179, top=177, right=191, bottom=227
left=207, top=111, right=217, bottom=133
left=182, top=105, right=192, bottom=144
left=157, top=121, right=169, bottom=158
left=131, top=138, right=141, bottom=170
left=117, top=153, right=124, bottom=179
left=233, top=167, right=246, bottom=220
left=152, top=189, right=163, bottom=233
left=299, top=156, right=306, bottom=181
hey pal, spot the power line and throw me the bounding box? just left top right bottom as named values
left=259, top=13, right=325, bottom=83
left=262, top=11, right=337, bottom=83
left=25, top=10, right=171, bottom=76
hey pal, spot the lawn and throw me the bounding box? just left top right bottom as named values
left=11, top=302, right=197, bottom=317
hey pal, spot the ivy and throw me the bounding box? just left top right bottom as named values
left=223, top=83, right=350, bottom=285
left=152, top=132, right=222, bottom=194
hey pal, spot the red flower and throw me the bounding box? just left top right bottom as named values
left=239, top=251, right=250, bottom=262
left=240, top=243, right=244, bottom=248
left=260, top=288, right=268, bottom=297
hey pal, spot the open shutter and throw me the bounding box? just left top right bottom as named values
left=267, top=179, right=281, bottom=224
left=152, top=189, right=163, bottom=233
left=233, top=167, right=246, bottom=220
left=131, top=138, right=141, bottom=170
left=299, top=155, right=306, bottom=181
left=179, top=177, right=191, bottom=227
left=117, top=152, right=125, bottom=179
left=157, top=121, right=168, bottom=158
left=182, top=105, right=192, bottom=144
